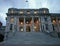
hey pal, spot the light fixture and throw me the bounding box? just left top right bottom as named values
left=58, top=19, right=60, bottom=23
left=21, top=22, right=23, bottom=25
left=53, top=19, right=56, bottom=23
left=36, top=21, right=39, bottom=23
left=43, top=10, right=46, bottom=13
left=19, top=11, right=23, bottom=14
left=11, top=18, right=14, bottom=22
left=27, top=12, right=30, bottom=14
left=34, top=11, right=37, bottom=14
left=26, top=21, right=28, bottom=24
left=21, top=28, right=23, bottom=31
left=34, top=26, right=37, bottom=29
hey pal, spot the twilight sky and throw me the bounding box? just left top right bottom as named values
left=0, top=0, right=60, bottom=26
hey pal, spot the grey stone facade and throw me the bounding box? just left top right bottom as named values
left=5, top=8, right=60, bottom=39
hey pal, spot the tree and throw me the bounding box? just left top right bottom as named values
left=0, top=22, right=2, bottom=27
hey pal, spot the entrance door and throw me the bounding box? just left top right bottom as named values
left=19, top=27, right=24, bottom=32
left=26, top=26, right=31, bottom=32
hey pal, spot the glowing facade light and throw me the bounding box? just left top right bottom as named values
left=19, top=11, right=23, bottom=14
left=34, top=26, right=37, bottom=29
left=34, top=11, right=38, bottom=14
left=58, top=19, right=60, bottom=23
left=21, top=22, right=23, bottom=25
left=10, top=18, right=14, bottom=22
left=53, top=19, right=56, bottom=24
left=27, top=12, right=30, bottom=14
left=21, top=28, right=24, bottom=31
left=26, top=21, right=29, bottom=24
left=36, top=21, right=39, bottom=23
left=43, top=10, right=46, bottom=13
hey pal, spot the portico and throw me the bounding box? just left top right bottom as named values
left=17, top=16, right=41, bottom=32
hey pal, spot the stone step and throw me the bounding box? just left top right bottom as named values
left=1, top=32, right=60, bottom=44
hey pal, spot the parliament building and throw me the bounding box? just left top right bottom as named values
left=6, top=8, right=60, bottom=33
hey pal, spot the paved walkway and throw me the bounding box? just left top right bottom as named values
left=0, top=32, right=60, bottom=45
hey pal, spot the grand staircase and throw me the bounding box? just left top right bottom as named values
left=0, top=31, right=60, bottom=44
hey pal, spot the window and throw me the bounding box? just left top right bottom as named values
left=34, top=11, right=38, bottom=14
left=20, top=27, right=24, bottom=32
left=19, top=18, right=24, bottom=25
left=27, top=11, right=30, bottom=14
left=58, top=19, right=60, bottom=23
left=10, top=24, right=13, bottom=30
left=52, top=19, right=56, bottom=24
left=10, top=17, right=14, bottom=22
left=43, top=10, right=46, bottom=13
left=19, top=11, right=23, bottom=14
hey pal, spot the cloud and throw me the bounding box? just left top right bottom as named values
left=28, top=0, right=36, bottom=8
left=0, top=13, right=6, bottom=26
left=0, top=0, right=60, bottom=26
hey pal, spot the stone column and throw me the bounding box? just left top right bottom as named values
left=4, top=16, right=10, bottom=40
left=16, top=17, right=18, bottom=32
left=48, top=16, right=53, bottom=32
left=41, top=16, right=45, bottom=32
left=32, top=17, right=34, bottom=32
left=56, top=17, right=59, bottom=32
left=17, top=17, right=19, bottom=32
left=14, top=17, right=17, bottom=32
left=24, top=17, right=26, bottom=32
left=5, top=16, right=10, bottom=32
left=39, top=17, right=41, bottom=31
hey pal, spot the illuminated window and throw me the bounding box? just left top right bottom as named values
left=27, top=11, right=30, bottom=14
left=10, top=17, right=14, bottom=22
left=21, top=28, right=24, bottom=32
left=20, top=27, right=24, bottom=32
left=43, top=10, right=46, bottom=13
left=20, top=22, right=23, bottom=25
left=19, top=11, right=23, bottom=14
left=58, top=19, right=60, bottom=23
left=27, top=12, right=30, bottom=14
left=34, top=11, right=38, bottom=14
left=52, top=19, right=56, bottom=24
left=26, top=21, right=29, bottom=24
left=34, top=26, right=37, bottom=29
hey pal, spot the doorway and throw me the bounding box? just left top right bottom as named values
left=19, top=27, right=24, bottom=32
left=26, top=26, right=31, bottom=32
